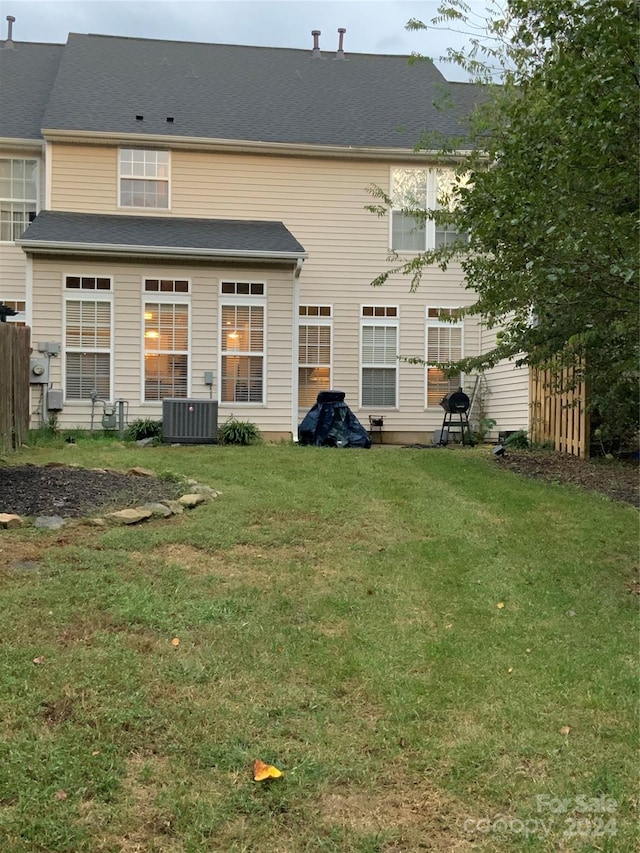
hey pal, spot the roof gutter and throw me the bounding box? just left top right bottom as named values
left=16, top=238, right=308, bottom=263
left=41, top=128, right=474, bottom=161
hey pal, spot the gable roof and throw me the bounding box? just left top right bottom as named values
left=39, top=33, right=480, bottom=150
left=0, top=41, right=64, bottom=140
left=18, top=210, right=307, bottom=262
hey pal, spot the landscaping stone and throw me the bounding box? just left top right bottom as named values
left=161, top=500, right=184, bottom=515
left=0, top=513, right=24, bottom=529
left=34, top=515, right=66, bottom=530
left=143, top=502, right=174, bottom=518
left=105, top=507, right=153, bottom=525
left=178, top=493, right=206, bottom=508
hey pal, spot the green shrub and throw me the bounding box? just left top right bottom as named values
left=125, top=418, right=163, bottom=441
left=217, top=417, right=262, bottom=446
left=504, top=429, right=530, bottom=450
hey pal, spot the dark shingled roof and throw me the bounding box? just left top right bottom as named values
left=40, top=33, right=481, bottom=148
left=0, top=41, right=64, bottom=139
left=18, top=211, right=306, bottom=259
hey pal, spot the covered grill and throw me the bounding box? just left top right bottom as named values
left=436, top=388, right=474, bottom=446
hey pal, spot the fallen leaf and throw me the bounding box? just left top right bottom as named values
left=253, top=759, right=283, bottom=781
left=91, top=750, right=100, bottom=756
left=559, top=726, right=572, bottom=736
left=32, top=656, right=46, bottom=665
left=54, top=789, right=68, bottom=801
left=507, top=667, right=513, bottom=673
left=445, top=623, right=453, bottom=629
left=497, top=602, right=505, bottom=609
left=171, top=637, right=180, bottom=647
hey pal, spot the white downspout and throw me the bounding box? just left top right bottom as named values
left=291, top=257, right=303, bottom=441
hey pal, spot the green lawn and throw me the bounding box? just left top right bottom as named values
left=0, top=442, right=637, bottom=852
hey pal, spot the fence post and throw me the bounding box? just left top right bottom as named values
left=0, top=324, right=30, bottom=452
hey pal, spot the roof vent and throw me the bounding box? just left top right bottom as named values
left=4, top=15, right=15, bottom=48
left=336, top=28, right=346, bottom=60
left=311, top=30, right=321, bottom=59
left=166, top=116, right=174, bottom=123
left=135, top=115, right=144, bottom=121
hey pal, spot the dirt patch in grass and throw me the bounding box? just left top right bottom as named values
left=109, top=754, right=178, bottom=853
left=0, top=464, right=184, bottom=518
left=320, top=775, right=474, bottom=851
left=494, top=450, right=639, bottom=506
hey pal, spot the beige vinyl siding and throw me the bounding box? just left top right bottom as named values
left=30, top=256, right=294, bottom=432
left=0, top=244, right=28, bottom=303
left=480, top=324, right=530, bottom=434
left=47, top=144, right=481, bottom=437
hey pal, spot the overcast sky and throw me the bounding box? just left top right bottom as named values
left=2, top=0, right=481, bottom=80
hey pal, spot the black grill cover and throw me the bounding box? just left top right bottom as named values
left=440, top=390, right=470, bottom=413
left=298, top=390, right=371, bottom=448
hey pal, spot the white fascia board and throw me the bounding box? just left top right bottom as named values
left=16, top=238, right=308, bottom=263
left=0, top=137, right=44, bottom=149
left=41, top=129, right=473, bottom=161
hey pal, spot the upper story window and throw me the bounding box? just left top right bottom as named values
left=391, top=168, right=468, bottom=252
left=0, top=159, right=37, bottom=242
left=119, top=149, right=169, bottom=209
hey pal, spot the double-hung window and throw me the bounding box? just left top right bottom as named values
left=361, top=306, right=398, bottom=407
left=119, top=149, right=169, bottom=208
left=298, top=305, right=332, bottom=408
left=143, top=279, right=190, bottom=400
left=0, top=159, right=37, bottom=241
left=64, top=276, right=112, bottom=400
left=425, top=307, right=463, bottom=407
left=220, top=281, right=265, bottom=404
left=391, top=168, right=468, bottom=251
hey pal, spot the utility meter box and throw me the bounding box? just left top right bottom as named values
left=29, top=357, right=49, bottom=384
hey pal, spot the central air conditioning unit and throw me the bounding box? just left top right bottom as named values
left=162, top=399, right=218, bottom=444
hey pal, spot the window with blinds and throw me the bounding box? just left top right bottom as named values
left=65, top=298, right=112, bottom=400
left=361, top=311, right=398, bottom=407
left=298, top=305, right=332, bottom=408
left=144, top=302, right=189, bottom=400
left=426, top=310, right=463, bottom=406
left=220, top=300, right=265, bottom=403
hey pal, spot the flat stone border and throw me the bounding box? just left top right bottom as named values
left=0, top=468, right=221, bottom=530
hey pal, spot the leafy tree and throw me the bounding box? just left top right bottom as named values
left=370, top=0, right=639, bottom=450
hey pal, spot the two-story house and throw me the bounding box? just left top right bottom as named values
left=0, top=27, right=529, bottom=442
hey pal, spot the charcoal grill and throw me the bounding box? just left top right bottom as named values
left=436, top=389, right=474, bottom=446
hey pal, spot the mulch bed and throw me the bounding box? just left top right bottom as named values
left=0, top=465, right=184, bottom=518
left=494, top=450, right=639, bottom=507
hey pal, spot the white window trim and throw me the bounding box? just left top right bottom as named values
left=218, top=281, right=267, bottom=406
left=424, top=307, right=464, bottom=409
left=117, top=148, right=171, bottom=211
left=359, top=305, right=399, bottom=410
left=63, top=277, right=114, bottom=403
left=297, top=304, right=333, bottom=410
left=0, top=157, right=39, bottom=244
left=140, top=278, right=192, bottom=403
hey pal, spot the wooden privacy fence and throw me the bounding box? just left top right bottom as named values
left=0, top=323, right=30, bottom=453
left=530, top=362, right=589, bottom=457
